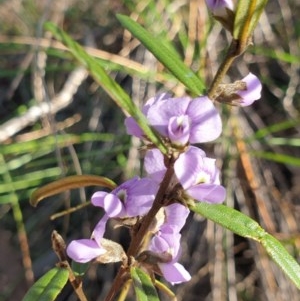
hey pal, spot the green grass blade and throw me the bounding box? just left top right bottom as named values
left=116, top=14, right=206, bottom=96
left=22, top=267, right=69, bottom=301
left=44, top=22, right=167, bottom=154
left=252, top=46, right=300, bottom=63
left=249, top=118, right=300, bottom=140
left=192, top=203, right=300, bottom=289
left=252, top=151, right=300, bottom=166
left=44, top=22, right=133, bottom=114
left=131, top=267, right=159, bottom=301
left=261, top=137, right=300, bottom=147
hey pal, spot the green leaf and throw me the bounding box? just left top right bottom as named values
left=116, top=14, right=206, bottom=96
left=262, top=233, right=300, bottom=289
left=44, top=22, right=167, bottom=154
left=233, top=0, right=268, bottom=45
left=130, top=267, right=159, bottom=301
left=192, top=202, right=265, bottom=240
left=191, top=203, right=300, bottom=289
left=22, top=267, right=69, bottom=301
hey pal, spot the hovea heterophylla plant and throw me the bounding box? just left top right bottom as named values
left=23, top=1, right=300, bottom=300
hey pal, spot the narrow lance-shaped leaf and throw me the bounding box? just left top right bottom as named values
left=192, top=202, right=300, bottom=289
left=262, top=233, right=300, bottom=289
left=116, top=14, right=206, bottom=96
left=22, top=267, right=69, bottom=301
left=44, top=22, right=168, bottom=154
left=30, top=175, right=117, bottom=207
left=130, top=267, right=160, bottom=301
left=192, top=202, right=265, bottom=240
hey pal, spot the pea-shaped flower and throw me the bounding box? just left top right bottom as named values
left=145, top=147, right=226, bottom=204
left=125, top=93, right=222, bottom=146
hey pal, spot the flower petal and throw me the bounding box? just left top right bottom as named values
left=125, top=117, right=144, bottom=138
left=238, top=73, right=262, bottom=107
left=147, top=97, right=191, bottom=137
left=174, top=146, right=206, bottom=189
left=124, top=93, right=171, bottom=138
left=186, top=183, right=226, bottom=204
left=66, top=239, right=106, bottom=263
left=168, top=115, right=191, bottom=145
left=159, top=262, right=191, bottom=284
left=125, top=178, right=158, bottom=216
left=164, top=203, right=189, bottom=231
left=92, top=191, right=124, bottom=217
left=187, top=96, right=222, bottom=143
left=92, top=214, right=109, bottom=244
left=144, top=149, right=166, bottom=182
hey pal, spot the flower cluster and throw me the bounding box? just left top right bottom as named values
left=145, top=203, right=191, bottom=284
left=66, top=76, right=261, bottom=284
left=67, top=177, right=159, bottom=263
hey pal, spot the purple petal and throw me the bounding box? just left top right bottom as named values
left=144, top=149, right=167, bottom=182
left=186, top=183, right=226, bottom=204
left=187, top=96, right=222, bottom=143
left=66, top=239, right=106, bottom=263
left=164, top=204, right=189, bottom=231
left=91, top=191, right=124, bottom=217
left=92, top=214, right=109, bottom=244
left=159, top=262, right=191, bottom=284
left=124, top=93, right=171, bottom=138
left=168, top=115, right=191, bottom=145
left=125, top=177, right=158, bottom=216
left=238, top=73, right=262, bottom=107
left=149, top=231, right=181, bottom=256
left=125, top=117, right=144, bottom=138
left=174, top=146, right=206, bottom=189
left=147, top=97, right=191, bottom=137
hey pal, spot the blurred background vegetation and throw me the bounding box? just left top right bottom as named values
left=0, top=0, right=299, bottom=300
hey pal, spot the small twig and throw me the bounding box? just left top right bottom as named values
left=207, top=39, right=242, bottom=100
left=104, top=162, right=176, bottom=301
left=52, top=230, right=88, bottom=301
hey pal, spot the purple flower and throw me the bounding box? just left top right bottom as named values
left=67, top=239, right=106, bottom=263
left=144, top=147, right=226, bottom=204
left=66, top=215, right=109, bottom=263
left=162, top=203, right=190, bottom=232
left=144, top=148, right=166, bottom=183
left=148, top=228, right=191, bottom=284
left=147, top=95, right=221, bottom=145
left=125, top=93, right=171, bottom=138
left=91, top=177, right=158, bottom=218
left=125, top=93, right=222, bottom=145
left=67, top=177, right=158, bottom=263
left=238, top=73, right=262, bottom=107
left=174, top=146, right=226, bottom=204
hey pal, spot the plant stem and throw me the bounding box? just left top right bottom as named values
left=104, top=163, right=176, bottom=301
left=207, top=39, right=244, bottom=100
